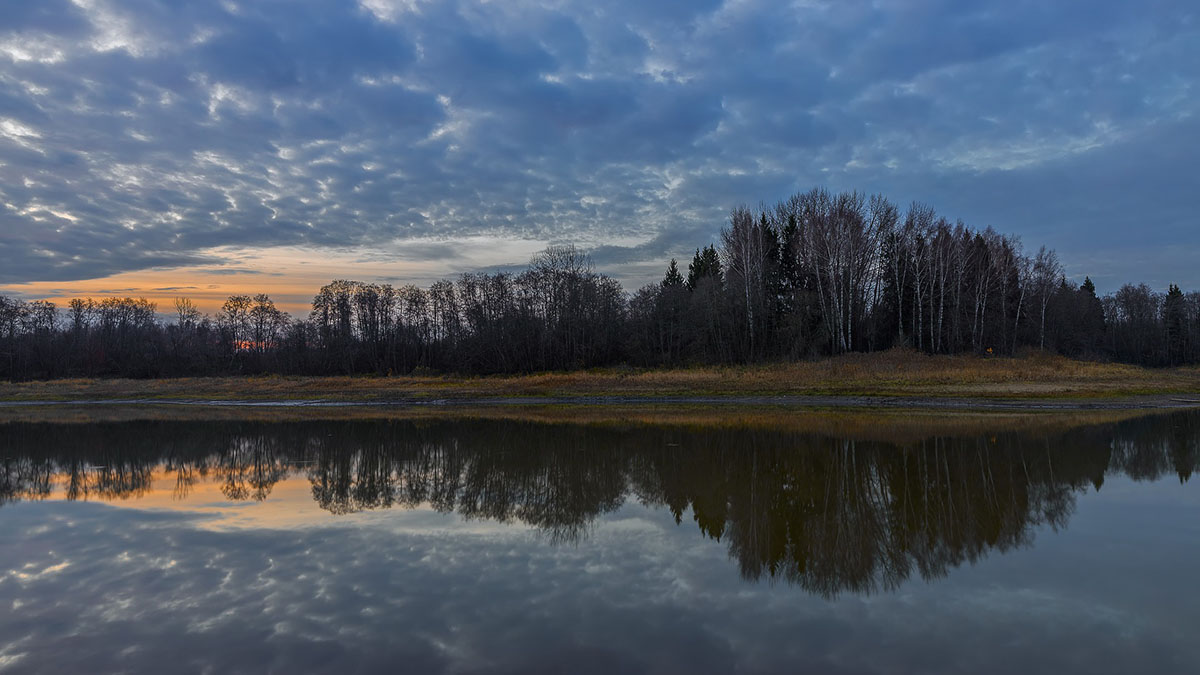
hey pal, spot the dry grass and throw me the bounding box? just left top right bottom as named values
left=0, top=401, right=1161, bottom=442
left=2, top=349, right=1198, bottom=402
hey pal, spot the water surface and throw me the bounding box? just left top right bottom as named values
left=2, top=413, right=1198, bottom=673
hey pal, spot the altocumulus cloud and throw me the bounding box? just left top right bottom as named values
left=0, top=0, right=1197, bottom=289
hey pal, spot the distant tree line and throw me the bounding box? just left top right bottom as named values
left=2, top=187, right=1198, bottom=379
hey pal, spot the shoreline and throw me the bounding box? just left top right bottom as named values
left=0, top=400, right=1184, bottom=439
left=2, top=352, right=1198, bottom=418
left=3, top=393, right=1200, bottom=411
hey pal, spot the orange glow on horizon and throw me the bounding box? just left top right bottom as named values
left=0, top=240, right=551, bottom=316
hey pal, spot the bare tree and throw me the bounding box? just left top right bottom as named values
left=1031, top=247, right=1062, bottom=350
left=721, top=205, right=768, bottom=357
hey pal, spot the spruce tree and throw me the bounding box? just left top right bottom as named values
left=662, top=259, right=684, bottom=288
left=1165, top=283, right=1186, bottom=365
left=1076, top=277, right=1106, bottom=355
left=686, top=249, right=704, bottom=291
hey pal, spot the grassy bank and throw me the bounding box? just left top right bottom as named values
left=2, top=349, right=1199, bottom=402
left=0, top=401, right=1166, bottom=442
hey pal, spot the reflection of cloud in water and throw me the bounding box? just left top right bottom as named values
left=0, top=413, right=1198, bottom=673
left=2, top=414, right=1199, bottom=598
left=1, top=489, right=1198, bottom=674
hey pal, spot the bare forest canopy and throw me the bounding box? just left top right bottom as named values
left=2, top=188, right=1198, bottom=379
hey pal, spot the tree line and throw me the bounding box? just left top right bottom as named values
left=2, top=186, right=1198, bottom=379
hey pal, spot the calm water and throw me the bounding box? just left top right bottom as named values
left=1, top=413, right=1198, bottom=674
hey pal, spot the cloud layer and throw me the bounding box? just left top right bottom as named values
left=1, top=0, right=1197, bottom=292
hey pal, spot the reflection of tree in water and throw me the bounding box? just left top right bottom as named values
left=216, top=434, right=291, bottom=501
left=0, top=427, right=157, bottom=504
left=1108, top=412, right=1200, bottom=483
left=1, top=412, right=1198, bottom=596
left=307, top=424, right=629, bottom=543
left=0, top=454, right=54, bottom=506
left=632, top=433, right=1092, bottom=597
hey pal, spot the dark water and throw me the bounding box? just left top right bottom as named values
left=1, top=413, right=1198, bottom=674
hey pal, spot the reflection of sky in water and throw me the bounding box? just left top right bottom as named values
left=2, top=474, right=1198, bottom=674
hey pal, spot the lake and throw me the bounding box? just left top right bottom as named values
left=1, top=411, right=1198, bottom=673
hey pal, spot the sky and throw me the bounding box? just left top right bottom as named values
left=0, top=0, right=1197, bottom=314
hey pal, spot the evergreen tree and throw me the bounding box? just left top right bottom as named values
left=686, top=245, right=724, bottom=291
left=662, top=259, right=684, bottom=288
left=657, top=258, right=688, bottom=364
left=1076, top=277, right=1106, bottom=355
left=761, top=213, right=785, bottom=355
left=686, top=249, right=704, bottom=291
left=779, top=213, right=801, bottom=303
left=1165, top=284, right=1186, bottom=365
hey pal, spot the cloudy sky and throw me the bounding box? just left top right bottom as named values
left=1, top=0, right=1197, bottom=312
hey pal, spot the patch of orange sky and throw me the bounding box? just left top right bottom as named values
left=1, top=239, right=552, bottom=316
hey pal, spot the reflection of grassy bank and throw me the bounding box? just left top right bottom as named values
left=0, top=401, right=1161, bottom=441
left=2, top=349, right=1199, bottom=403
